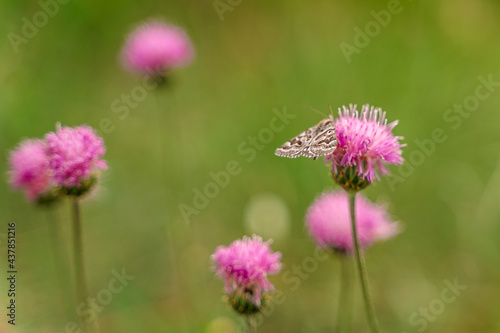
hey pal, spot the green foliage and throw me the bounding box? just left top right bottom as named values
left=1, top=0, right=500, bottom=332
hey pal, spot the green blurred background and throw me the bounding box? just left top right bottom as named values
left=1, top=0, right=500, bottom=332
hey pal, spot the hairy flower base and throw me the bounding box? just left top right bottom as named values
left=227, top=289, right=270, bottom=315
left=152, top=73, right=169, bottom=87
left=64, top=175, right=97, bottom=197
left=36, top=186, right=64, bottom=205
left=331, top=165, right=371, bottom=192
left=35, top=175, right=97, bottom=203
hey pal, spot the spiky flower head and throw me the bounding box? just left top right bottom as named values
left=211, top=235, right=282, bottom=314
left=305, top=191, right=399, bottom=254
left=8, top=139, right=55, bottom=202
left=121, top=20, right=193, bottom=80
left=327, top=104, right=405, bottom=191
left=45, top=125, right=107, bottom=195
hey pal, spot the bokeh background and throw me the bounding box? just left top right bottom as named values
left=1, top=0, right=500, bottom=332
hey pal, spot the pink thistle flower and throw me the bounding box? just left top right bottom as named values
left=305, top=191, right=399, bottom=254
left=327, top=104, right=405, bottom=184
left=8, top=139, right=53, bottom=201
left=212, top=235, right=282, bottom=310
left=121, top=21, right=194, bottom=76
left=45, top=125, right=107, bottom=188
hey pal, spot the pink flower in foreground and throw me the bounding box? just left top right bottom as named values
left=212, top=235, right=282, bottom=309
left=327, top=104, right=405, bottom=183
left=8, top=139, right=52, bottom=201
left=121, top=21, right=193, bottom=75
left=306, top=191, right=399, bottom=254
left=46, top=125, right=107, bottom=188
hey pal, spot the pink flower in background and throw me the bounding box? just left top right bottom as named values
left=212, top=235, right=282, bottom=306
left=8, top=139, right=52, bottom=201
left=327, top=104, right=405, bottom=182
left=46, top=125, right=107, bottom=188
left=306, top=191, right=399, bottom=254
left=121, top=21, right=193, bottom=75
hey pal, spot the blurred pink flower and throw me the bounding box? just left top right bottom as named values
left=121, top=21, right=193, bottom=75
left=212, top=235, right=282, bottom=306
left=46, top=125, right=107, bottom=188
left=327, top=104, right=405, bottom=183
left=305, top=191, right=399, bottom=254
left=8, top=139, right=52, bottom=201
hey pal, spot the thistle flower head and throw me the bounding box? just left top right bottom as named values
left=121, top=20, right=193, bottom=77
left=211, top=235, right=282, bottom=312
left=45, top=125, right=107, bottom=190
left=305, top=191, right=399, bottom=254
left=327, top=104, right=404, bottom=188
left=8, top=139, right=52, bottom=201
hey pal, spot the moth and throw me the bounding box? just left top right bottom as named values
left=275, top=114, right=337, bottom=160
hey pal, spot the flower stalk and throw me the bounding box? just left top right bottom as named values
left=348, top=192, right=380, bottom=333
left=246, top=315, right=257, bottom=333
left=336, top=255, right=352, bottom=333
left=44, top=206, right=73, bottom=318
left=71, top=199, right=99, bottom=333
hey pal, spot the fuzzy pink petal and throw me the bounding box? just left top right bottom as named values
left=122, top=21, right=194, bottom=75
left=8, top=139, right=52, bottom=201
left=305, top=191, right=399, bottom=253
left=45, top=125, right=107, bottom=187
left=211, top=235, right=282, bottom=306
left=328, top=104, right=405, bottom=183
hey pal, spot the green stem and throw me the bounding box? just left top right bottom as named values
left=152, top=90, right=180, bottom=273
left=246, top=315, right=257, bottom=333
left=45, top=206, right=73, bottom=319
left=71, top=199, right=99, bottom=333
left=348, top=192, right=380, bottom=333
left=152, top=88, right=187, bottom=332
left=152, top=89, right=171, bottom=205
left=336, top=255, right=352, bottom=333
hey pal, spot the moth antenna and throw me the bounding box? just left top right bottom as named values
left=304, top=105, right=327, bottom=118
left=328, top=104, right=334, bottom=116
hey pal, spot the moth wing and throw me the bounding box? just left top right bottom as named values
left=309, top=119, right=337, bottom=157
left=275, top=117, right=337, bottom=158
left=274, top=124, right=317, bottom=158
